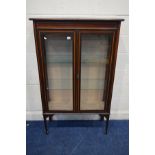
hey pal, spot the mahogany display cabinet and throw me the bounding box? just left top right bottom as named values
left=30, top=18, right=124, bottom=134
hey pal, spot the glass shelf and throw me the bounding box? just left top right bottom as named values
left=46, top=54, right=109, bottom=64
left=46, top=61, right=108, bottom=64
left=47, top=79, right=106, bottom=90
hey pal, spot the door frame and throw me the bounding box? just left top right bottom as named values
left=38, top=29, right=77, bottom=113
left=77, top=30, right=116, bottom=113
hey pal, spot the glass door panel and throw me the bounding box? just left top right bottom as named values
left=44, top=33, right=73, bottom=110
left=80, top=33, right=112, bottom=110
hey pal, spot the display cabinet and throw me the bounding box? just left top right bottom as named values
left=30, top=18, right=124, bottom=134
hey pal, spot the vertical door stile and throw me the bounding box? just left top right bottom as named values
left=74, top=31, right=80, bottom=112
left=102, top=33, right=113, bottom=112
left=73, top=31, right=76, bottom=112
left=77, top=31, right=81, bottom=112
left=104, top=32, right=116, bottom=112
left=74, top=30, right=79, bottom=112
left=41, top=33, right=50, bottom=107
left=38, top=32, right=49, bottom=112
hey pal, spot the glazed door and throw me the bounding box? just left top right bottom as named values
left=40, top=30, right=113, bottom=112
left=78, top=32, right=113, bottom=111
left=41, top=31, right=76, bottom=111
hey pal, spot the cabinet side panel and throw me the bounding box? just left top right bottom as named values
left=33, top=21, right=48, bottom=112
left=106, top=23, right=121, bottom=113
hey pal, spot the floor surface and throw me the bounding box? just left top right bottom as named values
left=26, top=120, right=129, bottom=155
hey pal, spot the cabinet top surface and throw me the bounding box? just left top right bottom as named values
left=29, top=18, right=124, bottom=22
